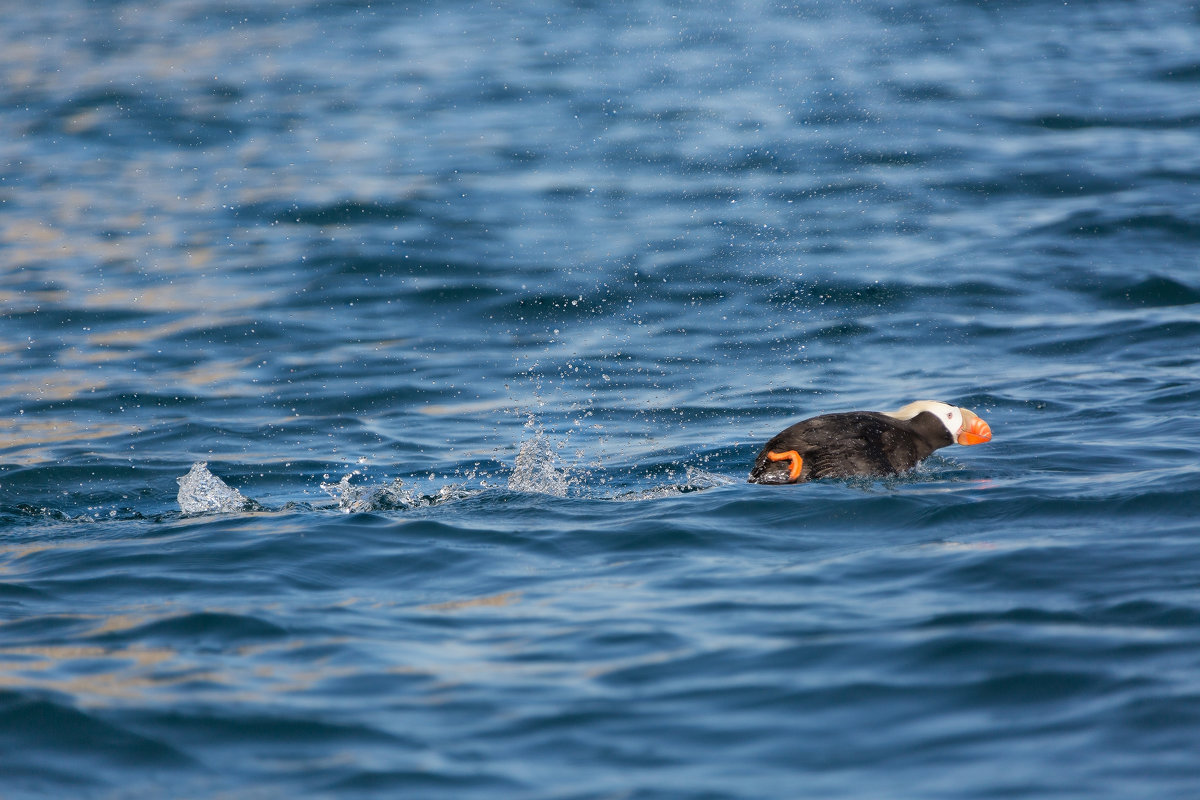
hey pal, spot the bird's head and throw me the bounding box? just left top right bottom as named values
left=888, top=400, right=993, bottom=446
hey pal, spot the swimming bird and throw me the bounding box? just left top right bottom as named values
left=748, top=400, right=992, bottom=485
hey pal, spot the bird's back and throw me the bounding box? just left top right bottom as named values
left=749, top=411, right=935, bottom=484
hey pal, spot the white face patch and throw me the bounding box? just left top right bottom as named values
left=886, top=400, right=962, bottom=437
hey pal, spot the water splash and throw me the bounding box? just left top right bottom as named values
left=177, top=463, right=259, bottom=514
left=320, top=473, right=413, bottom=513
left=174, top=442, right=724, bottom=516
left=507, top=419, right=573, bottom=497
left=682, top=467, right=735, bottom=491
left=319, top=471, right=480, bottom=513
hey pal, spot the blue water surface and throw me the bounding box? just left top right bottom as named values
left=3, top=1, right=1200, bottom=797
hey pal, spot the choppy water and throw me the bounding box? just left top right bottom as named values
left=3, top=1, right=1200, bottom=797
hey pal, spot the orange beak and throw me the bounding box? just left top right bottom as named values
left=957, top=408, right=992, bottom=446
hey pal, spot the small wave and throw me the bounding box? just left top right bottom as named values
left=611, top=467, right=735, bottom=501
left=239, top=198, right=423, bottom=226
left=2, top=503, right=149, bottom=526
left=1095, top=275, right=1200, bottom=308
left=1034, top=208, right=1200, bottom=240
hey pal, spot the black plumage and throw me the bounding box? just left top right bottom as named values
left=748, top=410, right=955, bottom=485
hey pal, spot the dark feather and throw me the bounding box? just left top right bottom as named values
left=748, top=411, right=953, bottom=485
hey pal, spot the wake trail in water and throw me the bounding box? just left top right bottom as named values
left=173, top=416, right=732, bottom=515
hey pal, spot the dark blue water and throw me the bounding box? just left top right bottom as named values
left=4, top=1, right=1200, bottom=797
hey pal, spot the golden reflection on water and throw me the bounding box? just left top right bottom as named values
left=1, top=264, right=279, bottom=315
left=0, top=643, right=180, bottom=701
left=0, top=580, right=689, bottom=713
left=0, top=587, right=538, bottom=707
left=0, top=417, right=131, bottom=465
left=0, top=358, right=269, bottom=464
left=0, top=604, right=236, bottom=706
left=0, top=371, right=111, bottom=404
left=0, top=602, right=176, bottom=704
left=0, top=248, right=292, bottom=463
left=420, top=590, right=522, bottom=612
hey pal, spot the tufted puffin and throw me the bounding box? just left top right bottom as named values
left=748, top=400, right=992, bottom=485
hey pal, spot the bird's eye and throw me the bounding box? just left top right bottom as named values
left=946, top=412, right=953, bottom=419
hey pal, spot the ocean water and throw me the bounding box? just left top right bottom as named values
left=3, top=0, right=1200, bottom=797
